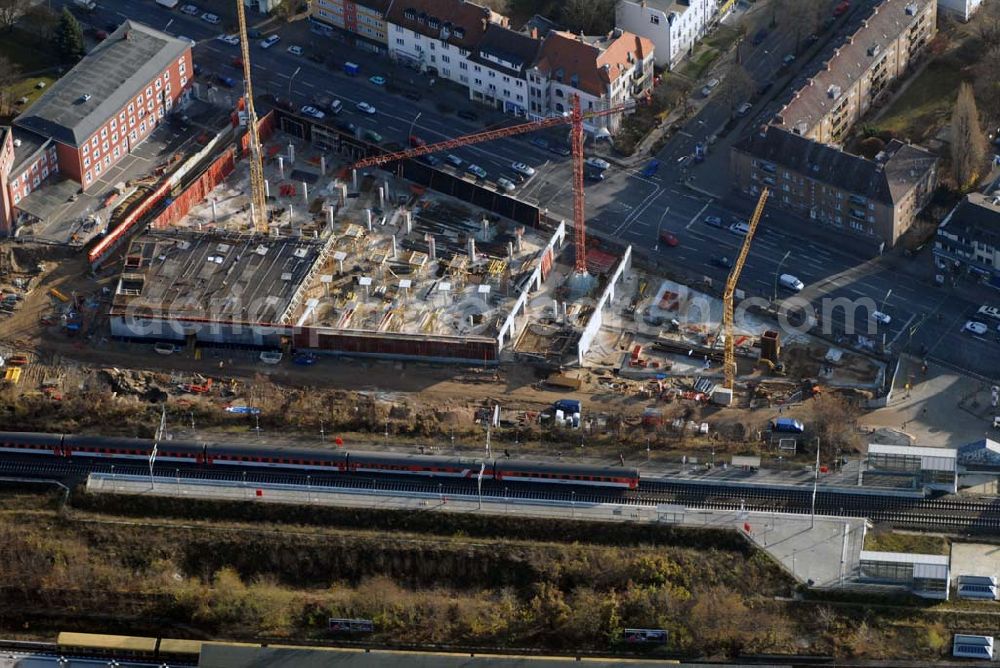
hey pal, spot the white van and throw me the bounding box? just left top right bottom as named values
left=779, top=274, right=804, bottom=292
left=977, top=305, right=1000, bottom=321
left=329, top=99, right=343, bottom=115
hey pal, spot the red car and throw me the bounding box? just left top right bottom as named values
left=659, top=231, right=679, bottom=247
left=833, top=1, right=850, bottom=16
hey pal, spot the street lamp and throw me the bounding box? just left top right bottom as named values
left=287, top=66, right=302, bottom=101
left=653, top=205, right=671, bottom=251
left=773, top=250, right=791, bottom=302
left=407, top=112, right=422, bottom=140
left=880, top=288, right=892, bottom=314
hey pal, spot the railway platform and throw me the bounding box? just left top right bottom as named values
left=87, top=473, right=868, bottom=590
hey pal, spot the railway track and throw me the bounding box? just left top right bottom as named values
left=1, top=458, right=998, bottom=532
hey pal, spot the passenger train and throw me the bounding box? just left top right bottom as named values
left=0, top=431, right=640, bottom=489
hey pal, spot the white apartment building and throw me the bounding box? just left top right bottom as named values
left=936, top=0, right=983, bottom=21
left=528, top=29, right=655, bottom=133
left=615, top=0, right=722, bottom=70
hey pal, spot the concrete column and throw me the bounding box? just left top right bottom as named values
left=403, top=210, right=412, bottom=234
left=378, top=186, right=385, bottom=208
left=264, top=179, right=270, bottom=199
left=553, top=299, right=559, bottom=322
left=320, top=156, right=326, bottom=175
left=427, top=234, right=436, bottom=261
left=384, top=179, right=391, bottom=203
left=302, top=182, right=308, bottom=202
left=326, top=206, right=335, bottom=229
left=351, top=169, right=358, bottom=190
left=391, top=235, right=397, bottom=260
left=481, top=218, right=489, bottom=239
left=507, top=241, right=513, bottom=261
left=516, top=227, right=524, bottom=252
left=467, top=238, right=476, bottom=262
left=288, top=143, right=295, bottom=164
left=337, top=183, right=347, bottom=205
left=211, top=199, right=217, bottom=222
left=278, top=156, right=284, bottom=179
left=365, top=209, right=372, bottom=231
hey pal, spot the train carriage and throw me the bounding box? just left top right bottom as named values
left=207, top=443, right=349, bottom=471
left=62, top=435, right=206, bottom=464
left=495, top=460, right=639, bottom=489
left=0, top=431, right=64, bottom=456
left=346, top=451, right=492, bottom=479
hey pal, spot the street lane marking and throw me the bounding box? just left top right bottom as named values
left=686, top=200, right=712, bottom=230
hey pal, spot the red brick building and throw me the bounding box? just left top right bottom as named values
left=0, top=21, right=192, bottom=235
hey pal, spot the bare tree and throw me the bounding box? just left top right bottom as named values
left=560, top=0, right=616, bottom=35
left=950, top=82, right=987, bottom=188
left=968, top=1, right=1000, bottom=48
left=973, top=44, right=1000, bottom=124
left=717, top=64, right=755, bottom=114
left=0, top=55, right=20, bottom=117
left=0, top=0, right=29, bottom=32
left=23, top=5, right=59, bottom=40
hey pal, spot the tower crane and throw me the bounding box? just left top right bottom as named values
left=350, top=94, right=644, bottom=274
left=234, top=0, right=268, bottom=234
left=722, top=187, right=769, bottom=391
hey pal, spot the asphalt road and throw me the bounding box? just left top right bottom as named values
left=61, top=0, right=1000, bottom=379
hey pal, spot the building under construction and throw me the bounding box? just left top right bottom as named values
left=108, top=127, right=567, bottom=363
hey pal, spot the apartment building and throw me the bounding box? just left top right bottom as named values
left=385, top=0, right=507, bottom=76
left=614, top=0, right=722, bottom=70
left=934, top=193, right=1000, bottom=287
left=731, top=126, right=937, bottom=247
left=310, top=0, right=390, bottom=51
left=467, top=24, right=541, bottom=116
left=528, top=29, right=655, bottom=133
left=0, top=21, right=191, bottom=235
left=937, top=0, right=983, bottom=21
left=773, top=0, right=936, bottom=144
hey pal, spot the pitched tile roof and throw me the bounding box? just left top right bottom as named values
left=470, top=24, right=541, bottom=76
left=13, top=21, right=190, bottom=148
left=384, top=0, right=506, bottom=50
left=774, top=0, right=934, bottom=135
left=734, top=126, right=936, bottom=205
left=533, top=30, right=653, bottom=97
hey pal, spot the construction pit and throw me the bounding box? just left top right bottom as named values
left=582, top=275, right=886, bottom=399
left=108, top=129, right=576, bottom=364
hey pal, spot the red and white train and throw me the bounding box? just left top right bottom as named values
left=0, top=432, right=640, bottom=489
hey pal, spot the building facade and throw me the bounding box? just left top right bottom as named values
left=934, top=193, right=1000, bottom=288
left=937, top=0, right=983, bottom=21
left=528, top=29, right=655, bottom=132
left=773, top=0, right=936, bottom=144
left=731, top=126, right=937, bottom=247
left=311, top=0, right=389, bottom=51
left=614, top=0, right=721, bottom=70
left=0, top=21, right=191, bottom=235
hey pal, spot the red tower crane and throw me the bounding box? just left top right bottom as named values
left=349, top=94, right=644, bottom=275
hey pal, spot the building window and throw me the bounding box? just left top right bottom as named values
left=85, top=171, right=92, bottom=183
left=12, top=193, right=19, bottom=205
left=146, top=86, right=152, bottom=98
left=140, top=121, right=146, bottom=133
left=442, top=67, right=450, bottom=77
left=441, top=55, right=450, bottom=63
left=100, top=128, right=107, bottom=138
left=104, top=156, right=110, bottom=166
left=473, top=65, right=481, bottom=72
left=137, top=94, right=143, bottom=105
left=94, top=163, right=101, bottom=175
left=650, top=15, right=659, bottom=24
left=128, top=103, right=134, bottom=114
left=165, top=83, right=171, bottom=94
left=112, top=133, right=118, bottom=143
left=474, top=78, right=482, bottom=85
left=163, top=70, right=169, bottom=80
left=92, top=137, right=98, bottom=147
left=113, top=147, right=120, bottom=159
left=155, top=79, right=162, bottom=90
left=460, top=61, right=467, bottom=70
left=129, top=116, right=135, bottom=127
left=459, top=74, right=468, bottom=83
left=119, top=112, right=126, bottom=125
left=102, top=142, right=109, bottom=152
left=110, top=119, right=117, bottom=131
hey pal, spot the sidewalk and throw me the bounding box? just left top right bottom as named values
left=861, top=354, right=992, bottom=447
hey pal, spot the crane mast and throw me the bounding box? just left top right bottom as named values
left=570, top=95, right=586, bottom=273
left=722, top=187, right=769, bottom=390
left=235, top=0, right=268, bottom=234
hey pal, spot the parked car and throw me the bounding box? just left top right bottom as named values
left=771, top=418, right=805, bottom=433
left=549, top=143, right=571, bottom=157
left=735, top=101, right=753, bottom=117
left=507, top=171, right=526, bottom=183
left=292, top=352, right=317, bottom=366
left=287, top=45, right=303, bottom=56
left=964, top=320, right=988, bottom=335
left=259, top=351, right=283, bottom=365
left=403, top=90, right=422, bottom=101
left=364, top=129, right=383, bottom=143
left=778, top=274, right=805, bottom=292
left=700, top=78, right=720, bottom=97
left=659, top=231, right=679, bottom=247
left=729, top=221, right=750, bottom=236
left=496, top=177, right=516, bottom=193
left=200, top=12, right=220, bottom=24
left=230, top=56, right=244, bottom=68
left=641, top=159, right=660, bottom=177
left=511, top=161, right=535, bottom=176
left=419, top=154, right=442, bottom=166
left=336, top=120, right=358, bottom=134
left=703, top=215, right=724, bottom=228
left=752, top=28, right=768, bottom=46
left=466, top=164, right=488, bottom=179
left=216, top=75, right=236, bottom=88
left=529, top=136, right=549, bottom=150
left=153, top=342, right=179, bottom=355
left=833, top=0, right=850, bottom=16
left=585, top=157, right=610, bottom=170
left=180, top=4, right=199, bottom=15
left=300, top=105, right=325, bottom=119
left=445, top=154, right=463, bottom=168
left=216, top=34, right=240, bottom=45
left=872, top=310, right=891, bottom=325
left=585, top=170, right=605, bottom=182
left=356, top=101, right=376, bottom=115
left=369, top=75, right=387, bottom=86
left=176, top=36, right=196, bottom=47
left=457, top=109, right=479, bottom=121
left=259, top=35, right=280, bottom=49
left=712, top=255, right=733, bottom=269
left=782, top=53, right=796, bottom=67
